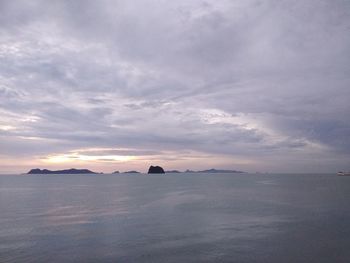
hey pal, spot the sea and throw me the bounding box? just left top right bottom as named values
left=0, top=173, right=349, bottom=263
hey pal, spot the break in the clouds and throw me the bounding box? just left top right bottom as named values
left=0, top=0, right=349, bottom=173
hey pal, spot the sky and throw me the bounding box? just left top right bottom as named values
left=0, top=0, right=349, bottom=173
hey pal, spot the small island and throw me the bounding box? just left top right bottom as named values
left=148, top=165, right=165, bottom=174
left=123, top=171, right=140, bottom=174
left=27, top=168, right=98, bottom=174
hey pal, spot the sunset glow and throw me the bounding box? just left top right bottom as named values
left=44, top=153, right=136, bottom=164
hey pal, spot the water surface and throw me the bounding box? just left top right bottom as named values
left=0, top=173, right=349, bottom=262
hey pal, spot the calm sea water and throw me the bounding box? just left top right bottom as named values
left=0, top=173, right=349, bottom=263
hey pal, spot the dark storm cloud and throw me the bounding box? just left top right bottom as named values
left=0, top=0, right=349, bottom=172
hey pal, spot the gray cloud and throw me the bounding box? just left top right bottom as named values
left=0, top=0, right=349, bottom=172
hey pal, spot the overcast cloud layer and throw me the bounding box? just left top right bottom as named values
left=1, top=0, right=350, bottom=173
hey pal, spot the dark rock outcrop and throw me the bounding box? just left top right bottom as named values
left=27, top=168, right=97, bottom=174
left=148, top=165, right=165, bottom=174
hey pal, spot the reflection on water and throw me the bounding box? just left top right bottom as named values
left=0, top=173, right=350, bottom=262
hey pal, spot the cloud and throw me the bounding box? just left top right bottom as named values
left=0, top=0, right=349, bottom=172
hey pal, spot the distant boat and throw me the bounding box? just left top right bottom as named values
left=337, top=171, right=350, bottom=176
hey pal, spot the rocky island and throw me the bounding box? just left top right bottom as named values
left=27, top=168, right=98, bottom=174
left=148, top=165, right=165, bottom=174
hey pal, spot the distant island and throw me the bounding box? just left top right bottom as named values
left=123, top=171, right=140, bottom=174
left=182, top=168, right=244, bottom=173
left=27, top=168, right=98, bottom=174
left=197, top=168, right=244, bottom=173
left=153, top=168, right=244, bottom=173
left=148, top=165, right=165, bottom=174
left=165, top=170, right=181, bottom=173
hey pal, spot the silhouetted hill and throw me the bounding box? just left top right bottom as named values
left=148, top=165, right=165, bottom=174
left=148, top=166, right=165, bottom=174
left=27, top=168, right=98, bottom=174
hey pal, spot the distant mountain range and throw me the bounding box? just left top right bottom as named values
left=112, top=170, right=141, bottom=174
left=197, top=168, right=244, bottom=173
left=27, top=167, right=245, bottom=174
left=27, top=168, right=98, bottom=174
left=183, top=168, right=244, bottom=173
